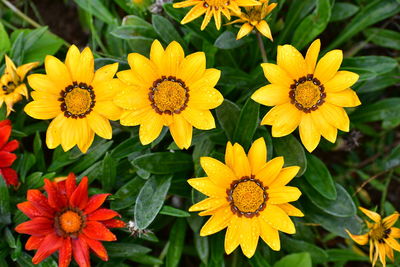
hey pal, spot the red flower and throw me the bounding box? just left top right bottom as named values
left=15, top=173, right=125, bottom=267
left=0, top=119, right=19, bottom=186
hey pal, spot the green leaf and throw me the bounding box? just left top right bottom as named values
left=351, top=98, right=400, bottom=124
left=70, top=141, right=113, bottom=173
left=292, top=0, right=331, bottom=50
left=327, top=0, right=400, bottom=49
left=111, top=26, right=156, bottom=40
left=15, top=152, right=36, bottom=183
left=0, top=177, right=10, bottom=227
left=281, top=235, right=328, bottom=264
left=249, top=250, right=271, bottom=267
left=326, top=249, right=369, bottom=262
left=330, top=3, right=359, bottom=22
left=74, top=0, right=116, bottom=25
left=363, top=28, right=400, bottom=50
left=166, top=218, right=187, bottom=267
left=0, top=22, right=10, bottom=54
left=304, top=154, right=336, bottom=200
left=152, top=15, right=186, bottom=47
left=273, top=135, right=307, bottom=177
left=133, top=152, right=193, bottom=174
left=48, top=147, right=82, bottom=172
left=273, top=252, right=312, bottom=267
left=33, top=132, right=46, bottom=171
left=160, top=206, right=190, bottom=217
left=9, top=32, right=25, bottom=65
left=135, top=175, right=172, bottom=229
left=343, top=56, right=397, bottom=76
left=111, top=176, right=146, bottom=210
left=357, top=69, right=398, bottom=93
left=216, top=99, right=241, bottom=141
left=101, top=152, right=117, bottom=191
left=110, top=136, right=143, bottom=159
left=233, top=98, right=259, bottom=150
left=194, top=235, right=209, bottom=264
left=129, top=254, right=163, bottom=265
left=105, top=243, right=151, bottom=257
left=214, top=31, right=246, bottom=49
left=384, top=145, right=400, bottom=170
left=22, top=31, right=63, bottom=63
left=4, top=228, right=15, bottom=248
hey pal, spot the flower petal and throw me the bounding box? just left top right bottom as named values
left=311, top=111, right=337, bottom=143
left=277, top=45, right=307, bottom=80
left=32, top=233, right=63, bottom=264
left=94, top=101, right=122, bottom=121
left=383, top=212, right=399, bottom=228
left=26, top=189, right=54, bottom=217
left=83, top=221, right=117, bottom=241
left=385, top=237, right=400, bottom=252
left=255, top=156, right=284, bottom=186
left=28, top=74, right=60, bottom=95
left=72, top=237, right=90, bottom=267
left=81, top=234, right=108, bottom=261
left=201, top=156, right=235, bottom=188
left=319, top=103, right=350, bottom=132
left=189, top=197, right=227, bottom=212
left=59, top=237, right=72, bottom=267
left=24, top=100, right=61, bottom=120
left=248, top=137, right=267, bottom=175
left=299, top=113, right=321, bottom=152
left=178, top=52, right=206, bottom=86
left=25, top=236, right=45, bottom=250
left=237, top=23, right=253, bottom=39
left=278, top=203, right=304, bottom=217
left=84, top=194, right=111, bottom=214
left=87, top=112, right=112, bottom=139
left=199, top=205, right=232, bottom=236
left=314, top=50, right=343, bottom=84
left=345, top=230, right=369, bottom=245
left=87, top=209, right=120, bottom=221
left=258, top=217, right=280, bottom=251
left=139, top=112, right=164, bottom=145
left=239, top=217, right=260, bottom=258
left=267, top=186, right=302, bottom=204
left=169, top=114, right=193, bottom=149
left=224, top=216, right=241, bottom=254
left=260, top=63, right=293, bottom=87
left=326, top=89, right=361, bottom=107
left=101, top=219, right=125, bottom=228
left=261, top=204, right=295, bottom=234
left=268, top=166, right=300, bottom=188
left=187, top=177, right=226, bottom=197
left=0, top=151, right=16, bottom=167
left=359, top=207, right=381, bottom=223
left=270, top=104, right=302, bottom=137
left=255, top=20, right=272, bottom=41
left=0, top=167, right=18, bottom=186
left=15, top=217, right=54, bottom=236
left=164, top=41, right=185, bottom=76
left=93, top=63, right=118, bottom=84
left=231, top=143, right=251, bottom=178
left=182, top=107, right=216, bottom=130
left=324, top=71, right=359, bottom=93
left=305, top=39, right=320, bottom=74
left=65, top=45, right=81, bottom=81
left=189, top=87, right=223, bottom=110
left=45, top=55, right=72, bottom=89
left=70, top=177, right=89, bottom=210
left=190, top=68, right=221, bottom=90
left=251, top=84, right=290, bottom=106
left=181, top=3, right=206, bottom=25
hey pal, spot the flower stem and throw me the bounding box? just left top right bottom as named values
left=1, top=0, right=42, bottom=28
left=256, top=32, right=268, bottom=63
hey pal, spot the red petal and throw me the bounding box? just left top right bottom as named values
left=72, top=237, right=90, bottom=267
left=17, top=201, right=52, bottom=219
left=83, top=194, right=110, bottom=214
left=0, top=168, right=18, bottom=186
left=102, top=219, right=126, bottom=228
left=0, top=151, right=16, bottom=167
left=0, top=120, right=11, bottom=128
left=15, top=217, right=54, bottom=236
left=26, top=236, right=45, bottom=250
left=81, top=234, right=108, bottom=261
left=0, top=124, right=11, bottom=149
left=83, top=221, right=116, bottom=241
left=32, top=233, right=63, bottom=264
left=2, top=140, right=19, bottom=152
left=87, top=209, right=120, bottom=221
left=66, top=173, right=77, bottom=198
left=44, top=179, right=67, bottom=210
left=27, top=189, right=55, bottom=217
left=70, top=177, right=89, bottom=210
left=59, top=237, right=72, bottom=267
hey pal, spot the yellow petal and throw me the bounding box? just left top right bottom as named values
left=311, top=111, right=337, bottom=143
left=251, top=84, right=290, bottom=106
left=225, top=142, right=234, bottom=169
left=237, top=23, right=253, bottom=40
left=61, top=118, right=77, bottom=152
left=239, top=217, right=260, bottom=258
left=324, top=71, right=359, bottom=93
left=235, top=0, right=261, bottom=6
left=299, top=113, right=321, bottom=152
left=255, top=156, right=284, bottom=186
left=87, top=112, right=112, bottom=139
left=120, top=108, right=151, bottom=126
left=182, top=107, right=216, bottom=130
left=314, top=49, right=343, bottom=84
left=271, top=104, right=302, bottom=137
left=75, top=118, right=94, bottom=153
left=139, top=112, right=164, bottom=145
left=169, top=114, right=192, bottom=149
left=190, top=68, right=221, bottom=90
left=319, top=103, right=349, bottom=132
left=277, top=45, right=307, bottom=80
left=164, top=41, right=185, bottom=77
left=260, top=63, right=293, bottom=87
left=45, top=55, right=72, bottom=89
left=117, top=70, right=141, bottom=86
left=189, top=197, right=227, bottom=212
left=225, top=216, right=241, bottom=254
left=385, top=245, right=394, bottom=262
left=65, top=45, right=81, bottom=81
left=345, top=230, right=369, bottom=245
left=326, top=89, right=361, bottom=107
left=181, top=3, right=206, bottom=25
left=75, top=47, right=95, bottom=84
left=178, top=52, right=206, bottom=86
left=255, top=20, right=273, bottom=41
left=391, top=227, right=400, bottom=238
left=231, top=143, right=251, bottom=178
left=46, top=114, right=64, bottom=149
left=189, top=87, right=223, bottom=110
left=258, top=217, right=280, bottom=251
left=267, top=186, right=302, bottom=204
left=95, top=79, right=125, bottom=102
left=261, top=204, right=295, bottom=234
left=16, top=62, right=39, bottom=80
left=261, top=103, right=299, bottom=125
left=150, top=40, right=165, bottom=73
left=248, top=137, right=267, bottom=175
left=113, top=86, right=149, bottom=110
left=305, top=39, right=320, bottom=74
left=359, top=207, right=381, bottom=223
left=24, top=100, right=60, bottom=120
left=383, top=212, right=399, bottom=228
left=4, top=55, right=18, bottom=81
left=200, top=205, right=232, bottom=236
left=277, top=203, right=304, bottom=217
left=92, top=63, right=118, bottom=84
left=28, top=74, right=60, bottom=95
left=173, top=0, right=200, bottom=8
left=377, top=242, right=386, bottom=267
left=94, top=101, right=122, bottom=121
left=200, top=156, right=235, bottom=187
left=127, top=53, right=158, bottom=87
left=268, top=166, right=300, bottom=188
left=213, top=9, right=222, bottom=30
left=188, top=177, right=226, bottom=197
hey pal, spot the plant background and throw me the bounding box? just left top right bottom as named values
left=0, top=0, right=400, bottom=266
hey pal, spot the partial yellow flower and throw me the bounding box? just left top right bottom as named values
left=251, top=39, right=361, bottom=152
left=114, top=40, right=223, bottom=149
left=24, top=45, right=123, bottom=153
left=188, top=138, right=303, bottom=258
left=346, top=207, right=400, bottom=267
left=228, top=0, right=276, bottom=40
left=173, top=0, right=260, bottom=30
left=0, top=56, right=39, bottom=116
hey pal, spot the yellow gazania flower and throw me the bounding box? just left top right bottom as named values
left=346, top=207, right=400, bottom=267
left=229, top=0, right=276, bottom=40
left=0, top=56, right=39, bottom=116
left=114, top=40, right=223, bottom=149
left=24, top=45, right=123, bottom=153
left=251, top=39, right=361, bottom=152
left=173, top=0, right=260, bottom=31
left=188, top=137, right=304, bottom=258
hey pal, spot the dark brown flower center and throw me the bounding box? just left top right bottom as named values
left=58, top=82, right=96, bottom=119
left=227, top=176, right=268, bottom=218
left=55, top=208, right=86, bottom=237
left=370, top=224, right=391, bottom=244
left=289, top=74, right=326, bottom=113
left=1, top=81, right=17, bottom=95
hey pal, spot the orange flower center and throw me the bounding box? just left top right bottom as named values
left=289, top=74, right=326, bottom=113
left=227, top=176, right=268, bottom=218
left=370, top=223, right=391, bottom=243
left=59, top=210, right=83, bottom=233
left=58, top=82, right=96, bottom=119
left=149, top=76, right=189, bottom=115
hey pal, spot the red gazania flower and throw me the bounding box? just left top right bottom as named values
left=15, top=173, right=125, bottom=267
left=0, top=119, right=19, bottom=186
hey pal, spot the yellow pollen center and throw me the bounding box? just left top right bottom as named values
left=232, top=181, right=265, bottom=213
left=153, top=80, right=186, bottom=112
left=65, top=88, right=91, bottom=115
left=59, top=211, right=82, bottom=233
left=294, top=81, right=320, bottom=108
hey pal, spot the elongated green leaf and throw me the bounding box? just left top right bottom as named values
left=327, top=249, right=369, bottom=262
left=328, top=0, right=400, bottom=49
left=304, top=154, right=336, bottom=200
left=281, top=235, right=328, bottom=264
left=111, top=176, right=146, bottom=210
left=0, top=22, right=10, bottom=54
left=160, top=206, right=190, bottom=217
left=194, top=235, right=209, bottom=264
left=74, top=0, right=116, bottom=25
left=357, top=69, right=398, bottom=93
left=167, top=219, right=187, bottom=267
left=15, top=152, right=36, bottom=183
left=216, top=99, right=241, bottom=141
left=330, top=3, right=359, bottom=22
left=105, top=243, right=151, bottom=257
left=351, top=98, right=400, bottom=123
left=249, top=250, right=271, bottom=267
left=384, top=145, right=400, bottom=170
left=135, top=176, right=172, bottom=229
left=343, top=56, right=397, bottom=76
left=273, top=135, right=307, bottom=177
left=70, top=141, right=113, bottom=173
left=292, top=0, right=331, bottom=50
left=0, top=177, right=10, bottom=227
left=152, top=15, right=186, bottom=47
left=111, top=26, right=157, bottom=40
left=233, top=98, right=259, bottom=150
left=101, top=153, right=117, bottom=191
left=214, top=31, right=246, bottom=49
left=363, top=28, right=400, bottom=50
left=274, top=252, right=311, bottom=267
left=133, top=152, right=193, bottom=174
left=110, top=136, right=143, bottom=159
left=33, top=132, right=46, bottom=171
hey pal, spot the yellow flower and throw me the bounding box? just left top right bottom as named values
left=346, top=207, right=400, bottom=267
left=173, top=0, right=260, bottom=30
left=188, top=138, right=303, bottom=258
left=114, top=40, right=223, bottom=149
left=251, top=39, right=361, bottom=152
left=24, top=45, right=123, bottom=153
left=0, top=56, right=39, bottom=116
left=229, top=0, right=276, bottom=40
